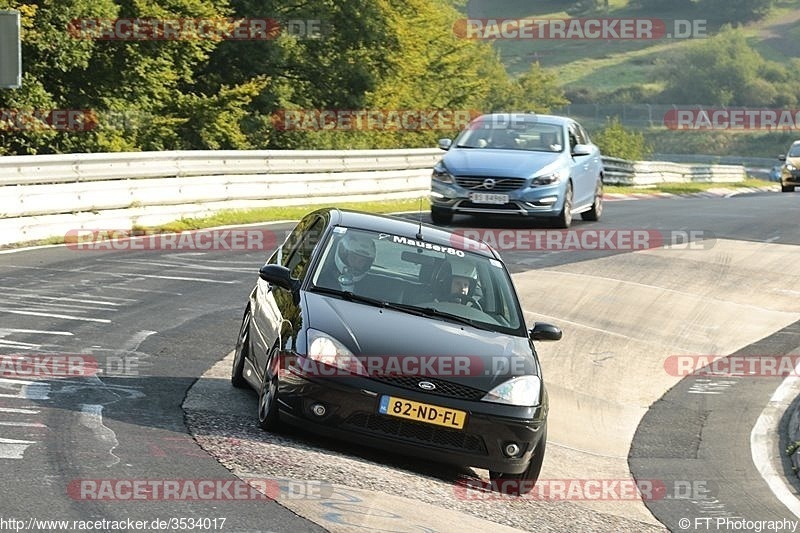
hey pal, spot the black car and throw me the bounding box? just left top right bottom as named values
left=231, top=208, right=562, bottom=494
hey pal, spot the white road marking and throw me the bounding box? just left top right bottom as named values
left=0, top=378, right=51, bottom=400
left=0, top=437, right=37, bottom=459
left=79, top=404, right=120, bottom=467
left=0, top=328, right=74, bottom=336
left=0, top=339, right=42, bottom=349
left=751, top=358, right=800, bottom=519
left=0, top=408, right=40, bottom=414
left=129, top=273, right=237, bottom=284
left=0, top=421, right=46, bottom=427
left=0, top=309, right=111, bottom=323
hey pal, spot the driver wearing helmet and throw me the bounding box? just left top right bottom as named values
left=449, top=262, right=478, bottom=305
left=318, top=231, right=376, bottom=291
left=434, top=261, right=480, bottom=308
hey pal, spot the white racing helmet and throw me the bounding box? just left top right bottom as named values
left=451, top=262, right=478, bottom=292
left=334, top=232, right=376, bottom=282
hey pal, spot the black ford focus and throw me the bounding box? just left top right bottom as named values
left=232, top=208, right=561, bottom=494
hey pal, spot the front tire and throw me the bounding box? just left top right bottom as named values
left=489, top=430, right=547, bottom=496
left=231, top=307, right=250, bottom=389
left=781, top=184, right=795, bottom=192
left=257, top=346, right=282, bottom=431
left=431, top=207, right=453, bottom=225
left=581, top=179, right=603, bottom=221
left=554, top=182, right=573, bottom=229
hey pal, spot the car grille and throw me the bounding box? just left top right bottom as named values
left=458, top=201, right=520, bottom=211
left=343, top=412, right=488, bottom=455
left=455, top=176, right=525, bottom=192
left=369, top=375, right=485, bottom=401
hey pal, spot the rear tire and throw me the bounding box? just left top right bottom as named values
left=781, top=184, right=795, bottom=192
left=489, top=430, right=547, bottom=496
left=231, top=307, right=250, bottom=389
left=431, top=207, right=453, bottom=225
left=581, top=179, right=603, bottom=221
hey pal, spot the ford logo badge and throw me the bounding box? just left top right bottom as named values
left=418, top=381, right=436, bottom=391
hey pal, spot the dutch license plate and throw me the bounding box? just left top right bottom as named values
left=378, top=395, right=466, bottom=429
left=470, top=192, right=508, bottom=205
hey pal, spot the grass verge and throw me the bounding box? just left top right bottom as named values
left=604, top=178, right=773, bottom=195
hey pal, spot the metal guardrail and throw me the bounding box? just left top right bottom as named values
left=601, top=156, right=746, bottom=185
left=0, top=149, right=749, bottom=246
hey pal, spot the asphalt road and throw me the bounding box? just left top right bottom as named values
left=0, top=189, right=798, bottom=532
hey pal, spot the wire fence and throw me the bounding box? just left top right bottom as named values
left=552, top=103, right=800, bottom=131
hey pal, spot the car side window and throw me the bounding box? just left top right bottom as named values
left=577, top=124, right=590, bottom=144
left=284, top=216, right=325, bottom=280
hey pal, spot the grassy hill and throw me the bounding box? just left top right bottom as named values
left=459, top=0, right=800, bottom=157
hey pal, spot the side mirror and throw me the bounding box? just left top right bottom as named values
left=438, top=138, right=453, bottom=151
left=529, top=322, right=562, bottom=342
left=571, top=143, right=592, bottom=157
left=779, top=155, right=786, bottom=161
left=259, top=264, right=296, bottom=291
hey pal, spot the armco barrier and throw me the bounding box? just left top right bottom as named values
left=0, top=149, right=747, bottom=247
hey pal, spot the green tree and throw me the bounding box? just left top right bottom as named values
left=593, top=116, right=651, bottom=161
left=656, top=26, right=765, bottom=105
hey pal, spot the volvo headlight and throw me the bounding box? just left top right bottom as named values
left=432, top=163, right=455, bottom=184
left=532, top=171, right=562, bottom=186
left=482, top=376, right=541, bottom=407
left=306, top=329, right=366, bottom=376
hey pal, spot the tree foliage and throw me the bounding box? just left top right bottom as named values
left=0, top=0, right=567, bottom=154
left=654, top=25, right=800, bottom=106
left=593, top=116, right=651, bottom=160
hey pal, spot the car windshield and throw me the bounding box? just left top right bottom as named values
left=454, top=119, right=564, bottom=152
left=310, top=227, right=524, bottom=334
left=789, top=145, right=800, bottom=157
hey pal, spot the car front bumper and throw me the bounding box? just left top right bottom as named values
left=276, top=369, right=547, bottom=474
left=430, top=179, right=566, bottom=218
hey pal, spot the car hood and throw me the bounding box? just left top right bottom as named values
left=442, top=148, right=562, bottom=179
left=787, top=156, right=800, bottom=167
left=303, top=292, right=537, bottom=391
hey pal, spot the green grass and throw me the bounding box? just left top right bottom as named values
left=605, top=177, right=771, bottom=194
left=1, top=197, right=431, bottom=250
left=153, top=198, right=430, bottom=232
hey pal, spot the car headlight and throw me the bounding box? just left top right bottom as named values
left=531, top=171, right=562, bottom=186
left=306, top=329, right=366, bottom=376
left=432, top=163, right=455, bottom=184
left=785, top=163, right=796, bottom=171
left=482, top=376, right=541, bottom=407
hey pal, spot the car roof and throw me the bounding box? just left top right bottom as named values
left=472, top=113, right=573, bottom=126
left=323, top=208, right=499, bottom=259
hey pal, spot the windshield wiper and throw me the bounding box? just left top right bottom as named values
left=310, top=286, right=489, bottom=329
left=310, top=285, right=390, bottom=308
left=387, top=302, right=491, bottom=331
